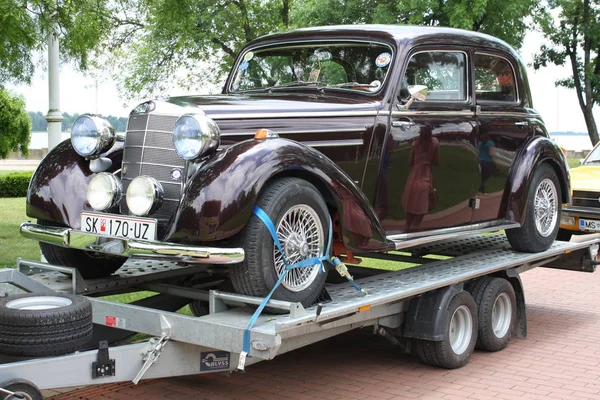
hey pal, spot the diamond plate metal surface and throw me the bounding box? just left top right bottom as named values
left=405, top=233, right=511, bottom=257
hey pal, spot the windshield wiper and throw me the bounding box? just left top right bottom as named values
left=270, top=81, right=326, bottom=90
left=329, top=82, right=378, bottom=89
left=585, top=159, right=600, bottom=164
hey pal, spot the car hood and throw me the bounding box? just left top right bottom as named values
left=154, top=93, right=382, bottom=119
left=570, top=165, right=600, bottom=192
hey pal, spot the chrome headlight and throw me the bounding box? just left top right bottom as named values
left=173, top=114, right=220, bottom=161
left=126, top=176, right=163, bottom=216
left=71, top=115, right=116, bottom=158
left=87, top=173, right=122, bottom=211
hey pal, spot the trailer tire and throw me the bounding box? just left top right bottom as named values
left=471, top=277, right=516, bottom=352
left=38, top=219, right=126, bottom=279
left=189, top=301, right=210, bottom=317
left=0, top=293, right=93, bottom=357
left=0, top=379, right=43, bottom=400
left=415, top=291, right=477, bottom=369
left=505, top=163, right=561, bottom=252
left=230, top=178, right=329, bottom=310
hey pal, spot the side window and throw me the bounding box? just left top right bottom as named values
left=401, top=51, right=467, bottom=101
left=474, top=54, right=517, bottom=102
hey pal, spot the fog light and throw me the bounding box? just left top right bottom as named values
left=560, top=215, right=575, bottom=227
left=87, top=173, right=122, bottom=211
left=126, top=176, right=163, bottom=216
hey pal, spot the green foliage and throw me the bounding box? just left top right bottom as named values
left=0, top=171, right=32, bottom=197
left=533, top=0, right=600, bottom=144
left=0, top=87, right=31, bottom=158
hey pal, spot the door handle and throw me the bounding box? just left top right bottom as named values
left=514, top=121, right=529, bottom=127
left=392, top=120, right=415, bottom=128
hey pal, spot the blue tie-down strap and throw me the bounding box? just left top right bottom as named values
left=237, top=206, right=367, bottom=371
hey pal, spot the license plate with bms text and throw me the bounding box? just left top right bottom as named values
left=81, top=212, right=157, bottom=240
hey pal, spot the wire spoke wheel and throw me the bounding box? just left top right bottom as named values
left=274, top=205, right=325, bottom=292
left=534, top=178, right=558, bottom=237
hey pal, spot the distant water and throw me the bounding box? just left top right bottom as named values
left=29, top=131, right=594, bottom=152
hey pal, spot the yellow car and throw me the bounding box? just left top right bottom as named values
left=559, top=143, right=600, bottom=241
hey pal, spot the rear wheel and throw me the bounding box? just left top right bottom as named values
left=0, top=379, right=43, bottom=400
left=230, top=178, right=329, bottom=308
left=506, top=163, right=561, bottom=252
left=415, top=291, right=478, bottom=369
left=38, top=219, right=126, bottom=279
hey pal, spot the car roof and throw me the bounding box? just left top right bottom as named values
left=247, top=24, right=519, bottom=58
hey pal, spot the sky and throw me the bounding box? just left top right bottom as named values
left=6, top=28, right=600, bottom=134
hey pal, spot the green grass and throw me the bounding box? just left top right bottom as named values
left=568, top=157, right=582, bottom=169
left=0, top=197, right=40, bottom=268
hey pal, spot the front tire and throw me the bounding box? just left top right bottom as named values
left=38, top=220, right=126, bottom=279
left=506, top=163, right=561, bottom=252
left=415, top=291, right=478, bottom=369
left=230, top=178, right=329, bottom=308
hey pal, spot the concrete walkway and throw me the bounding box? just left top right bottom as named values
left=45, top=264, right=600, bottom=400
left=0, top=159, right=39, bottom=171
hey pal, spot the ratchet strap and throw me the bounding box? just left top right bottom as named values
left=237, top=206, right=366, bottom=371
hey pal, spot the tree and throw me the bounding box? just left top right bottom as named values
left=534, top=0, right=600, bottom=144
left=0, top=88, right=31, bottom=158
left=114, top=0, right=539, bottom=97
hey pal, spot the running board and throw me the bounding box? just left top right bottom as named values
left=387, top=222, right=519, bottom=251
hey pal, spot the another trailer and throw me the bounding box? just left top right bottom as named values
left=0, top=234, right=597, bottom=399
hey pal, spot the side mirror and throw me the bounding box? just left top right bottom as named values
left=398, top=85, right=428, bottom=111
left=580, top=159, right=585, bottom=166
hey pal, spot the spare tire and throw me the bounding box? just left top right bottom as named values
left=0, top=293, right=93, bottom=357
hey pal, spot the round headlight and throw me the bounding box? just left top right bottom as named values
left=173, top=114, right=220, bottom=161
left=87, top=173, right=122, bottom=211
left=71, top=115, right=116, bottom=158
left=126, top=176, right=163, bottom=216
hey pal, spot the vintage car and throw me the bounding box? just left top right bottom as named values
left=558, top=142, right=600, bottom=241
left=21, top=25, right=569, bottom=307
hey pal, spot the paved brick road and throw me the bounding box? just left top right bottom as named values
left=47, top=266, right=600, bottom=400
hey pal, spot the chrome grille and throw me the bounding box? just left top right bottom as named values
left=121, top=114, right=185, bottom=230
left=572, top=190, right=600, bottom=209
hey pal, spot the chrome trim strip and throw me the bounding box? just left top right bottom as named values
left=208, top=110, right=379, bottom=120
left=392, top=111, right=475, bottom=117
left=220, top=127, right=366, bottom=137
left=139, top=114, right=151, bottom=176
left=477, top=111, right=530, bottom=118
left=563, top=206, right=600, bottom=217
left=388, top=221, right=519, bottom=250
left=122, top=161, right=184, bottom=169
left=304, top=139, right=364, bottom=148
left=20, top=222, right=244, bottom=264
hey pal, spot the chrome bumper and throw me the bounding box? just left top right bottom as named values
left=563, top=206, right=600, bottom=218
left=20, top=222, right=244, bottom=264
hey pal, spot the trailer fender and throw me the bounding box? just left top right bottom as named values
left=401, top=283, right=464, bottom=341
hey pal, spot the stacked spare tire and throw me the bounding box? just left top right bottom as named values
left=0, top=293, right=93, bottom=357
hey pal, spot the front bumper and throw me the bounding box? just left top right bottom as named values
left=20, top=222, right=244, bottom=264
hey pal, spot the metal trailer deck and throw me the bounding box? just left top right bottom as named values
left=0, top=234, right=597, bottom=393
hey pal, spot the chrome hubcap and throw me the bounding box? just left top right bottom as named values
left=274, top=205, right=324, bottom=292
left=449, top=305, right=473, bottom=355
left=534, top=178, right=558, bottom=237
left=492, top=293, right=512, bottom=338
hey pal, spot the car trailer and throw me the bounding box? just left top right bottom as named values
left=0, top=234, right=597, bottom=399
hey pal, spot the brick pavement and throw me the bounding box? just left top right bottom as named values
left=47, top=266, right=600, bottom=400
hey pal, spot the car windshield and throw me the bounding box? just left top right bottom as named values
left=584, top=145, right=600, bottom=164
left=229, top=42, right=393, bottom=93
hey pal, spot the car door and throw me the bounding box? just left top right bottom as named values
left=376, top=49, right=480, bottom=235
left=471, top=51, right=531, bottom=223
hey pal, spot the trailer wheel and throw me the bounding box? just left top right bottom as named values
left=189, top=301, right=209, bottom=317
left=415, top=291, right=477, bottom=369
left=471, top=277, right=516, bottom=352
left=0, top=379, right=43, bottom=400
left=230, top=178, right=329, bottom=309
left=505, top=163, right=561, bottom=252
left=0, top=293, right=93, bottom=357
left=38, top=219, right=126, bottom=279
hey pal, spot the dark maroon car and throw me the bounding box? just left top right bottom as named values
left=21, top=25, right=569, bottom=307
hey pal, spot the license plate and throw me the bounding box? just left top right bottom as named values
left=80, top=212, right=157, bottom=241
left=579, top=218, right=600, bottom=232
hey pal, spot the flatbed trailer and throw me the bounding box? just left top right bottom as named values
left=0, top=234, right=597, bottom=398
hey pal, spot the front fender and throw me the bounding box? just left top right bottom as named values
left=166, top=138, right=391, bottom=252
left=500, top=136, right=570, bottom=224
left=26, top=140, right=123, bottom=228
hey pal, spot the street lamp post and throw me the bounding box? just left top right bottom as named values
left=46, top=25, right=63, bottom=151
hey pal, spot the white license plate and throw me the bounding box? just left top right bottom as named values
left=579, top=218, right=600, bottom=232
left=80, top=212, right=157, bottom=241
